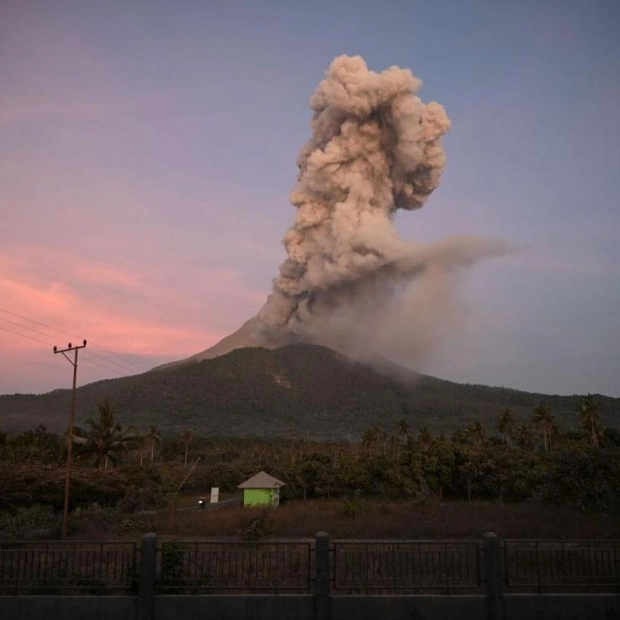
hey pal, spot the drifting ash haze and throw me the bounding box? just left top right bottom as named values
left=184, top=55, right=508, bottom=369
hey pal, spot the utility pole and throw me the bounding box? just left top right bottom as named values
left=53, top=339, right=87, bottom=538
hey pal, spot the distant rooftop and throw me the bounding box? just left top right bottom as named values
left=238, top=471, right=286, bottom=489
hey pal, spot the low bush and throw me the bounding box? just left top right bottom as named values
left=0, top=504, right=60, bottom=539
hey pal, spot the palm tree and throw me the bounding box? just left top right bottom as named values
left=397, top=419, right=411, bottom=446
left=466, top=421, right=487, bottom=447
left=181, top=428, right=194, bottom=467
left=533, top=404, right=555, bottom=451
left=388, top=435, right=401, bottom=462
left=362, top=426, right=381, bottom=457
left=133, top=433, right=146, bottom=466
left=417, top=426, right=434, bottom=452
left=146, top=425, right=161, bottom=463
left=496, top=409, right=515, bottom=447
left=376, top=427, right=388, bottom=457
left=515, top=422, right=536, bottom=449
left=578, top=394, right=601, bottom=447
left=75, top=401, right=139, bottom=469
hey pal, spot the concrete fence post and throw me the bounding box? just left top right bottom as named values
left=483, top=531, right=504, bottom=620
left=315, top=531, right=331, bottom=620
left=138, top=532, right=157, bottom=620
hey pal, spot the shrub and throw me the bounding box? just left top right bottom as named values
left=0, top=504, right=60, bottom=539
left=542, top=447, right=620, bottom=511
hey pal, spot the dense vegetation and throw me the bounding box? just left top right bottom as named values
left=1, top=395, right=619, bottom=540
left=1, top=345, right=619, bottom=438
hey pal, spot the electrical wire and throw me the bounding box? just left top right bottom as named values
left=0, top=314, right=134, bottom=374
left=1, top=325, right=126, bottom=380
left=0, top=325, right=54, bottom=347
left=0, top=307, right=150, bottom=374
left=0, top=315, right=63, bottom=345
left=80, top=353, right=127, bottom=378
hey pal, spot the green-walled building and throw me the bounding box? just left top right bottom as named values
left=238, top=471, right=286, bottom=507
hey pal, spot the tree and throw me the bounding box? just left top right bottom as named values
left=515, top=422, right=536, bottom=450
left=454, top=443, right=483, bottom=501
left=455, top=423, right=488, bottom=500
left=417, top=427, right=434, bottom=452
left=133, top=433, right=146, bottom=466
left=471, top=421, right=488, bottom=447
left=146, top=425, right=161, bottom=463
left=181, top=429, right=194, bottom=467
left=496, top=409, right=515, bottom=447
left=417, top=435, right=455, bottom=500
left=397, top=419, right=411, bottom=446
left=465, top=421, right=487, bottom=447
left=533, top=404, right=555, bottom=451
left=362, top=426, right=382, bottom=457
left=75, top=401, right=139, bottom=469
left=543, top=446, right=620, bottom=511
left=298, top=453, right=331, bottom=499
left=3, top=425, right=62, bottom=464
left=578, top=394, right=601, bottom=448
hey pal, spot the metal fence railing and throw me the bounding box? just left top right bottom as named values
left=157, top=540, right=313, bottom=594
left=502, top=540, right=620, bottom=594
left=0, top=541, right=138, bottom=595
left=2, top=536, right=619, bottom=596
left=331, top=540, right=482, bottom=594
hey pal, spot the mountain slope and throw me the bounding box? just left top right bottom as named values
left=155, top=316, right=265, bottom=370
left=1, top=344, right=618, bottom=439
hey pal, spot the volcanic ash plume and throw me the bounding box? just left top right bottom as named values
left=253, top=55, right=507, bottom=366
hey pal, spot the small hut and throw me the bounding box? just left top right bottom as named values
left=238, top=471, right=285, bottom=507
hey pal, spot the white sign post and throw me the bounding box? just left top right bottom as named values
left=210, top=487, right=219, bottom=504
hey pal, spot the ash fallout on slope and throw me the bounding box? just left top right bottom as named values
left=253, top=55, right=507, bottom=367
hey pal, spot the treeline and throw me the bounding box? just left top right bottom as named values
left=5, top=345, right=620, bottom=439
left=1, top=396, right=620, bottom=524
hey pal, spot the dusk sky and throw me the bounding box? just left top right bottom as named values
left=1, top=0, right=619, bottom=398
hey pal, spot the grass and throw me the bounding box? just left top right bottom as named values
left=168, top=491, right=236, bottom=509
left=128, top=499, right=620, bottom=541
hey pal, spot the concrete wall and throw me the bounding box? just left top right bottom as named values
left=5, top=594, right=619, bottom=620
left=504, top=594, right=620, bottom=620
left=331, top=595, right=620, bottom=620
left=156, top=595, right=313, bottom=620
left=0, top=596, right=136, bottom=620
left=331, top=595, right=487, bottom=620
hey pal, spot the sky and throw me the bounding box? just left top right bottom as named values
left=1, top=0, right=619, bottom=398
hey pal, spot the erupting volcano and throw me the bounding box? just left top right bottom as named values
left=173, top=55, right=507, bottom=370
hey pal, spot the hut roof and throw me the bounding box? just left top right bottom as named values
left=238, top=471, right=286, bottom=489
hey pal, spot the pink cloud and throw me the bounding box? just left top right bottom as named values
left=0, top=245, right=268, bottom=393
left=0, top=249, right=260, bottom=354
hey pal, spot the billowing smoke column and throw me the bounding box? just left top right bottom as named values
left=254, top=55, right=506, bottom=366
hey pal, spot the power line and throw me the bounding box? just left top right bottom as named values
left=84, top=346, right=145, bottom=375
left=80, top=353, right=127, bottom=378
left=89, top=343, right=148, bottom=373
left=0, top=306, right=149, bottom=371
left=0, top=326, right=125, bottom=380
left=0, top=307, right=149, bottom=373
left=0, top=307, right=81, bottom=340
left=0, top=325, right=54, bottom=347
left=0, top=315, right=137, bottom=375
left=0, top=316, right=62, bottom=344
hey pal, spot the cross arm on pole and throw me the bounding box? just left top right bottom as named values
left=53, top=340, right=87, bottom=365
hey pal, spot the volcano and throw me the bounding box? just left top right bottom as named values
left=155, top=317, right=267, bottom=370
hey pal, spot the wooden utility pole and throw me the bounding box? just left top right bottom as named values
left=53, top=339, right=87, bottom=538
